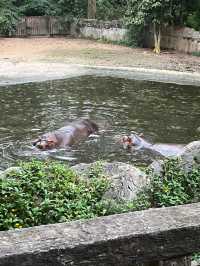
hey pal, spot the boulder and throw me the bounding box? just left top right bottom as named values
left=72, top=162, right=149, bottom=201
left=149, top=159, right=165, bottom=176
left=178, top=141, right=200, bottom=173
left=196, top=127, right=200, bottom=134
left=149, top=141, right=200, bottom=176
left=0, top=167, right=22, bottom=179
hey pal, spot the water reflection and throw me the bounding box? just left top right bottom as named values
left=0, top=76, right=199, bottom=169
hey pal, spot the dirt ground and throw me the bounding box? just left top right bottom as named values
left=1, top=37, right=200, bottom=73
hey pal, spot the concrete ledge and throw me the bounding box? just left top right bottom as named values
left=83, top=65, right=200, bottom=86
left=1, top=62, right=200, bottom=87
left=0, top=203, right=200, bottom=266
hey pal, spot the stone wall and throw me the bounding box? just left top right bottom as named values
left=71, top=19, right=128, bottom=42
left=147, top=26, right=200, bottom=54
left=71, top=19, right=200, bottom=54
left=0, top=203, right=200, bottom=266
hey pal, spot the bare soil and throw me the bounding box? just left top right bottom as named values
left=1, top=37, right=200, bottom=73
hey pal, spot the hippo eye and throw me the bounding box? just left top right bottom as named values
left=127, top=137, right=132, bottom=143
left=47, top=140, right=54, bottom=144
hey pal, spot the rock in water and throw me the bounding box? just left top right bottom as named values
left=178, top=141, right=200, bottom=173
left=72, top=162, right=149, bottom=201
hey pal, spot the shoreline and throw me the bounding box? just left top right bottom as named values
left=1, top=62, right=200, bottom=86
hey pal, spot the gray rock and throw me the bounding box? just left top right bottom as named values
left=149, top=160, right=164, bottom=176
left=196, top=127, right=200, bottom=134
left=72, top=162, right=149, bottom=201
left=178, top=141, right=200, bottom=173
left=0, top=167, right=22, bottom=179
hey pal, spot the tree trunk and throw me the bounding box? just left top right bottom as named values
left=88, top=0, right=96, bottom=19
left=153, top=22, right=161, bottom=54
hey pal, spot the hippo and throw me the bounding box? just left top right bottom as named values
left=33, top=119, right=98, bottom=150
left=122, top=133, right=184, bottom=157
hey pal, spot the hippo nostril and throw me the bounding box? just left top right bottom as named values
left=39, top=144, right=45, bottom=149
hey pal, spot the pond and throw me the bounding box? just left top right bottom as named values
left=0, top=75, right=200, bottom=170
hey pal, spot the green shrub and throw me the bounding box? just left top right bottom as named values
left=186, top=11, right=200, bottom=31
left=0, top=0, right=19, bottom=35
left=0, top=158, right=199, bottom=232
left=192, top=51, right=200, bottom=57
left=0, top=160, right=110, bottom=231
left=96, top=0, right=126, bottom=20
left=149, top=159, right=200, bottom=207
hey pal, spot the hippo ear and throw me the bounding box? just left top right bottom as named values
left=127, top=137, right=133, bottom=144
left=32, top=139, right=39, bottom=146
left=122, top=136, right=128, bottom=143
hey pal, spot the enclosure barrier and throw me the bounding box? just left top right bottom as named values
left=11, top=16, right=200, bottom=53
left=71, top=19, right=200, bottom=53
left=13, top=16, right=70, bottom=37
left=146, top=26, right=200, bottom=54
left=0, top=203, right=200, bottom=266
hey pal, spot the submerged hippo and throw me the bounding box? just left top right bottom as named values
left=122, top=133, right=184, bottom=157
left=33, top=119, right=98, bottom=150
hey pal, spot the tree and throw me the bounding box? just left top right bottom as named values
left=0, top=0, right=19, bottom=35
left=125, top=0, right=182, bottom=54
left=88, top=0, right=96, bottom=19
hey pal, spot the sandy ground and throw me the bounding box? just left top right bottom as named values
left=1, top=37, right=200, bottom=71
left=0, top=37, right=200, bottom=85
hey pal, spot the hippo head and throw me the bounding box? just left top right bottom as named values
left=33, top=134, right=58, bottom=150
left=122, top=133, right=142, bottom=149
left=82, top=119, right=99, bottom=134
left=122, top=135, right=133, bottom=149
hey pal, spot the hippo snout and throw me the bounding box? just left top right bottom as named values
left=33, top=139, right=47, bottom=150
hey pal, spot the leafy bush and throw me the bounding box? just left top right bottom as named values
left=0, top=0, right=19, bottom=35
left=20, top=0, right=50, bottom=16
left=0, top=158, right=199, bottom=232
left=192, top=51, right=200, bottom=57
left=149, top=159, right=200, bottom=207
left=186, top=11, right=200, bottom=31
left=0, top=160, right=110, bottom=231
left=96, top=0, right=126, bottom=20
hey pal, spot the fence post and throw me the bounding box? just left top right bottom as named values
left=25, top=17, right=28, bottom=37
left=88, top=0, right=96, bottom=19
left=47, top=16, right=51, bottom=36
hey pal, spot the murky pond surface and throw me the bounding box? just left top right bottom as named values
left=0, top=76, right=200, bottom=170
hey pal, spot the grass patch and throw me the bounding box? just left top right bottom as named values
left=97, top=37, right=136, bottom=47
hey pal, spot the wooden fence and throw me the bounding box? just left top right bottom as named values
left=0, top=202, right=200, bottom=266
left=13, top=16, right=70, bottom=37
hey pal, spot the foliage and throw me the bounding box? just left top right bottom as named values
left=48, top=0, right=88, bottom=18
left=148, top=159, right=200, bottom=207
left=0, top=160, right=110, bottom=231
left=192, top=51, right=200, bottom=57
left=19, top=0, right=51, bottom=16
left=0, top=0, right=19, bottom=35
left=186, top=12, right=200, bottom=31
left=192, top=253, right=200, bottom=263
left=96, top=0, right=126, bottom=20
left=184, top=0, right=200, bottom=30
left=0, top=158, right=199, bottom=232
left=125, top=0, right=185, bottom=53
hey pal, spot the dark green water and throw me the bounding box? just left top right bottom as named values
left=0, top=76, right=199, bottom=169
